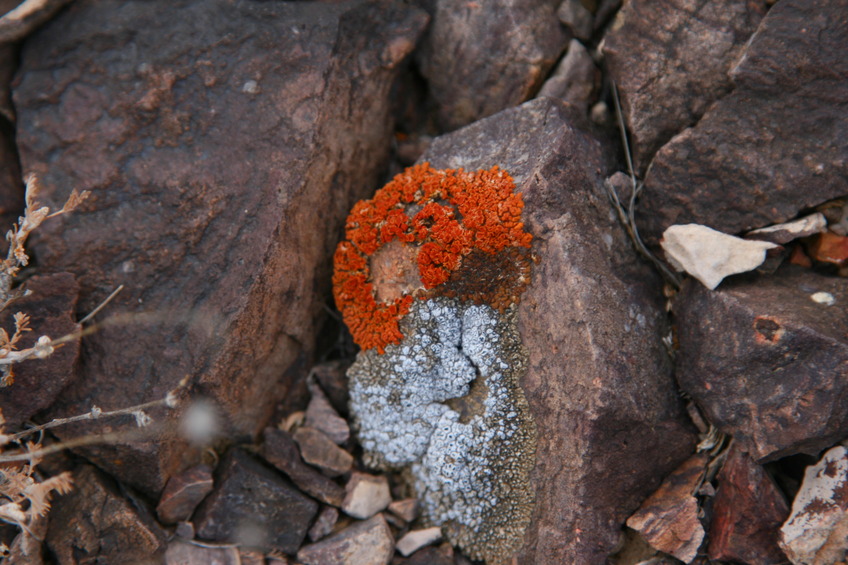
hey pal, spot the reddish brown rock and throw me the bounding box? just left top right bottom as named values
left=708, top=444, right=789, bottom=564
left=297, top=513, right=394, bottom=565
left=310, top=360, right=351, bottom=418
left=45, top=464, right=167, bottom=564
left=404, top=545, right=455, bottom=565
left=537, top=39, right=599, bottom=115
left=305, top=381, right=349, bottom=445
left=416, top=0, right=567, bottom=130
left=293, top=426, right=353, bottom=477
left=639, top=0, right=848, bottom=240
left=604, top=0, right=765, bottom=171
left=0, top=272, right=80, bottom=427
left=418, top=97, right=696, bottom=564
left=626, top=453, right=708, bottom=563
left=12, top=0, right=428, bottom=495
left=308, top=505, right=339, bottom=543
left=156, top=464, right=214, bottom=524
left=262, top=427, right=345, bottom=507
left=193, top=448, right=318, bottom=554
left=164, top=540, right=240, bottom=565
left=675, top=266, right=848, bottom=461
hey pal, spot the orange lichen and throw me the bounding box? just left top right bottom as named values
left=332, top=162, right=533, bottom=353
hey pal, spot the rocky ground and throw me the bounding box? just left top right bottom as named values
left=0, top=0, right=845, bottom=563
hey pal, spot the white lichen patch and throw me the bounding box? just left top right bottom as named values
left=348, top=297, right=535, bottom=563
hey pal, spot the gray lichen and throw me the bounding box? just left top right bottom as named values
left=348, top=296, right=536, bottom=563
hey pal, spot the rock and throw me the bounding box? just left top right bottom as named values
left=310, top=360, right=351, bottom=418
left=308, top=505, right=339, bottom=543
left=0, top=273, right=80, bottom=427
left=175, top=521, right=194, bottom=539
left=164, top=539, right=240, bottom=565
left=780, top=445, right=848, bottom=564
left=536, top=39, right=599, bottom=115
left=12, top=0, right=428, bottom=495
left=342, top=472, right=391, bottom=520
left=297, top=513, right=394, bottom=565
left=746, top=213, right=827, bottom=245
left=660, top=224, right=778, bottom=290
left=708, top=444, right=789, bottom=564
left=603, top=0, right=765, bottom=171
left=293, top=426, right=353, bottom=478
left=45, top=464, right=167, bottom=564
left=262, top=427, right=345, bottom=507
left=335, top=98, right=695, bottom=564
left=808, top=232, right=848, bottom=267
left=305, top=381, right=349, bottom=445
left=388, top=498, right=420, bottom=523
left=626, top=453, right=708, bottom=563
left=639, top=0, right=848, bottom=240
left=417, top=0, right=567, bottom=130
left=396, top=527, right=443, bottom=557
left=557, top=0, right=593, bottom=41
left=156, top=464, right=214, bottom=524
left=237, top=548, right=265, bottom=565
left=404, top=545, right=455, bottom=565
left=193, top=448, right=318, bottom=554
left=675, top=266, right=848, bottom=461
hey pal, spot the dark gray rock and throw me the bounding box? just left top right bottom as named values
left=12, top=0, right=427, bottom=495
left=675, top=266, right=848, bottom=461
left=419, top=97, right=696, bottom=564
left=639, top=0, right=848, bottom=240
left=417, top=0, right=567, bottom=130
left=604, top=0, right=766, bottom=171
left=193, top=448, right=318, bottom=554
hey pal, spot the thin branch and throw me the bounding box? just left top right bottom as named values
left=78, top=285, right=124, bottom=325
left=607, top=81, right=682, bottom=288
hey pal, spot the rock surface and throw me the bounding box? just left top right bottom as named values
left=780, top=445, right=848, bottom=564
left=0, top=273, right=80, bottom=427
left=675, top=266, right=848, bottom=461
left=417, top=0, right=567, bottom=130
left=536, top=39, right=598, bottom=115
left=626, top=453, right=708, bottom=563
left=639, top=0, right=848, bottom=240
left=297, top=513, right=394, bottom=565
left=410, top=98, right=695, bottom=563
left=156, top=464, right=214, bottom=525
left=708, top=444, right=788, bottom=564
left=604, top=0, right=765, bottom=170
left=342, top=472, right=391, bottom=519
left=45, top=464, right=167, bottom=564
left=661, top=224, right=777, bottom=290
left=262, top=427, right=345, bottom=507
left=193, top=448, right=318, bottom=554
left=12, top=0, right=427, bottom=495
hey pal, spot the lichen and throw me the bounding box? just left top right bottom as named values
left=334, top=163, right=536, bottom=563
left=332, top=162, right=532, bottom=353
left=348, top=297, right=535, bottom=563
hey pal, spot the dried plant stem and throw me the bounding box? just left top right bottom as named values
left=606, top=81, right=681, bottom=288
left=78, top=284, right=124, bottom=325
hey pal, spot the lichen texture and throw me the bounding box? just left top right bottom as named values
left=333, top=163, right=536, bottom=563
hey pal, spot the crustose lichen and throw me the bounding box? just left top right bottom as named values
left=333, top=163, right=536, bottom=563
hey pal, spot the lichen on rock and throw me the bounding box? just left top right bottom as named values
left=334, top=163, right=536, bottom=563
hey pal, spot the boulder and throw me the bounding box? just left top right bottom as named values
left=604, top=0, right=765, bottom=170
left=675, top=266, right=848, bottom=461
left=12, top=0, right=428, bottom=494
left=639, top=0, right=848, bottom=240
left=337, top=97, right=696, bottom=564
left=417, top=0, right=567, bottom=130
